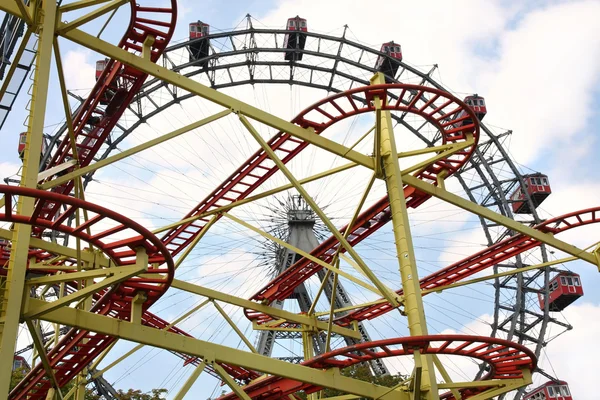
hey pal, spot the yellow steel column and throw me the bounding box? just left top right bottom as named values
left=0, top=0, right=57, bottom=397
left=370, top=73, right=438, bottom=399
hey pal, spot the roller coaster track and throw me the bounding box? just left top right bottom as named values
left=217, top=335, right=536, bottom=400
left=4, top=6, right=586, bottom=399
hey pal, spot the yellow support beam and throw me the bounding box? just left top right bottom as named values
left=26, top=266, right=131, bottom=285
left=23, top=264, right=146, bottom=319
left=370, top=72, right=438, bottom=398
left=402, top=174, right=598, bottom=265
left=0, top=28, right=33, bottom=101
left=58, top=27, right=374, bottom=170
left=212, top=300, right=258, bottom=353
left=0, top=1, right=57, bottom=396
left=172, top=362, right=206, bottom=400
left=91, top=299, right=211, bottom=380
left=41, top=110, right=233, bottom=190
left=222, top=212, right=382, bottom=297
left=171, top=279, right=361, bottom=340
left=238, top=115, right=401, bottom=308
left=25, top=297, right=408, bottom=400
left=59, top=0, right=115, bottom=13
left=26, top=320, right=64, bottom=399
left=57, top=0, right=129, bottom=34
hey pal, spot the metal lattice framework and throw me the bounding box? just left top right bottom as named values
left=0, top=2, right=598, bottom=400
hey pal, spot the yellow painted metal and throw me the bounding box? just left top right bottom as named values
left=0, top=228, right=112, bottom=268
left=23, top=264, right=146, bottom=319
left=57, top=27, right=373, bottom=169
left=432, top=356, right=461, bottom=400
left=59, top=0, right=115, bottom=13
left=174, top=216, right=219, bottom=270
left=172, top=362, right=207, bottom=400
left=465, top=369, right=531, bottom=400
left=13, top=0, right=32, bottom=24
left=57, top=0, right=129, bottom=34
left=212, top=300, right=258, bottom=353
left=152, top=161, right=363, bottom=235
left=239, top=115, right=401, bottom=308
left=424, top=255, right=582, bottom=296
left=26, top=298, right=407, bottom=399
left=222, top=212, right=381, bottom=297
left=45, top=388, right=57, bottom=400
left=41, top=110, right=232, bottom=190
left=213, top=362, right=254, bottom=400
left=142, top=35, right=155, bottom=60
left=26, top=266, right=130, bottom=285
left=0, top=0, right=29, bottom=19
left=0, top=0, right=57, bottom=396
left=370, top=72, right=438, bottom=399
left=308, top=172, right=377, bottom=316
left=130, top=292, right=147, bottom=324
left=402, top=174, right=597, bottom=265
left=26, top=320, right=63, bottom=399
left=172, top=279, right=361, bottom=339
left=91, top=299, right=211, bottom=380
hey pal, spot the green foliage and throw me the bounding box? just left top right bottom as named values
left=115, top=388, right=168, bottom=400
left=10, top=368, right=167, bottom=400
left=10, top=367, right=28, bottom=392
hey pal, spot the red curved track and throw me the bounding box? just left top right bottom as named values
left=13, top=82, right=476, bottom=395
left=217, top=335, right=536, bottom=400
left=159, top=83, right=479, bottom=256
left=36, top=2, right=177, bottom=225
left=2, top=186, right=173, bottom=399
left=5, top=7, right=582, bottom=397
left=246, top=206, right=600, bottom=328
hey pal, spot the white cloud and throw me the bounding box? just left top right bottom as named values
left=62, top=49, right=97, bottom=91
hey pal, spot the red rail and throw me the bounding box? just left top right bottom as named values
left=0, top=186, right=173, bottom=399
left=336, top=206, right=600, bottom=325
left=159, top=83, right=479, bottom=256
left=217, top=335, right=536, bottom=400
left=247, top=206, right=600, bottom=329
left=8, top=1, right=180, bottom=397
left=36, top=2, right=177, bottom=225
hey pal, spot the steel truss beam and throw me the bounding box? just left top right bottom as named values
left=24, top=298, right=407, bottom=400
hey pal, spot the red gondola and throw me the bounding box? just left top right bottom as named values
left=18, top=132, right=47, bottom=160
left=510, top=173, right=551, bottom=214
left=463, top=94, right=487, bottom=120
left=539, top=272, right=583, bottom=312
left=13, top=355, right=30, bottom=371
left=524, top=380, right=572, bottom=399
left=284, top=16, right=307, bottom=61
left=189, top=21, right=210, bottom=64
left=95, top=59, right=108, bottom=81
left=374, top=42, right=402, bottom=83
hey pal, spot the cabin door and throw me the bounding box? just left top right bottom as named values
left=565, top=276, right=576, bottom=293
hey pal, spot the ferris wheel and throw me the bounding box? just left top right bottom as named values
left=0, top=2, right=595, bottom=400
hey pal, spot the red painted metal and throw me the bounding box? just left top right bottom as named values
left=2, top=187, right=256, bottom=398
left=35, top=2, right=177, bottom=227
left=0, top=186, right=172, bottom=399
left=160, top=83, right=479, bottom=260
left=217, top=335, right=536, bottom=400
left=524, top=380, right=572, bottom=400
left=245, top=202, right=599, bottom=328
left=510, top=174, right=551, bottom=214
left=337, top=207, right=600, bottom=326
left=189, top=21, right=210, bottom=39
left=539, top=272, right=583, bottom=312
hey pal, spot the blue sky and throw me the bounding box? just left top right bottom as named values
left=2, top=0, right=600, bottom=398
